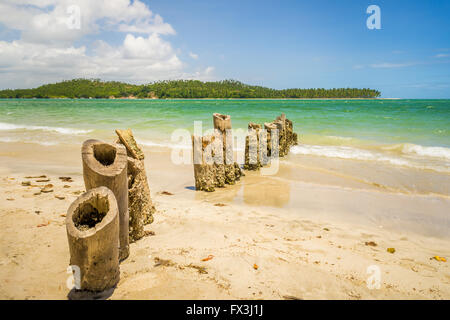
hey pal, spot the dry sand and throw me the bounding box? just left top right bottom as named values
left=0, top=142, right=449, bottom=299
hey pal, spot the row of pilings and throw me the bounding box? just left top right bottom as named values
left=65, top=113, right=298, bottom=295
left=192, top=113, right=298, bottom=192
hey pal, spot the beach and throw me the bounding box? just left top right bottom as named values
left=0, top=99, right=449, bottom=299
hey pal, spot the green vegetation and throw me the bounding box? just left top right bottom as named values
left=0, top=79, right=381, bottom=99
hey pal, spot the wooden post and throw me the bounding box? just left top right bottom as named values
left=213, top=113, right=236, bottom=184
left=213, top=113, right=245, bottom=183
left=66, top=187, right=120, bottom=292
left=115, top=129, right=156, bottom=241
left=127, top=157, right=155, bottom=241
left=273, top=119, right=287, bottom=157
left=244, top=122, right=262, bottom=170
left=264, top=122, right=278, bottom=159
left=192, top=135, right=217, bottom=192
left=81, top=139, right=129, bottom=261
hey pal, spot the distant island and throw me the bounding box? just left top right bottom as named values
left=0, top=79, right=381, bottom=99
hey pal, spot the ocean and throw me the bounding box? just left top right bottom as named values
left=1, top=98, right=449, bottom=174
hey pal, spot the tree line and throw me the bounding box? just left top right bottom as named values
left=0, top=79, right=381, bottom=99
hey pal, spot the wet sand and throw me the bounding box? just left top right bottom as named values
left=0, top=141, right=449, bottom=299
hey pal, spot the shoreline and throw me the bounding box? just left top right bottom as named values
left=2, top=97, right=402, bottom=100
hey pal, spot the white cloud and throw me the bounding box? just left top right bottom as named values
left=369, top=62, right=414, bottom=68
left=0, top=0, right=214, bottom=88
left=189, top=52, right=199, bottom=60
left=435, top=53, right=450, bottom=58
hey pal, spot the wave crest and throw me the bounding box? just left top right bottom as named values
left=0, top=122, right=92, bottom=135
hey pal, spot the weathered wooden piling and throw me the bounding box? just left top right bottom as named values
left=115, top=129, right=155, bottom=242
left=264, top=122, right=278, bottom=159
left=213, top=113, right=244, bottom=183
left=81, top=139, right=129, bottom=261
left=213, top=113, right=236, bottom=184
left=66, top=187, right=120, bottom=292
left=244, top=122, right=262, bottom=170
left=192, top=134, right=217, bottom=192
left=276, top=113, right=298, bottom=151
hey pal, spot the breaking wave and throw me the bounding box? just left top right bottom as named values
left=0, top=122, right=92, bottom=135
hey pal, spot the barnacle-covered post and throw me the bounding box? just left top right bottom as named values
left=66, top=187, right=120, bottom=292
left=244, top=122, right=262, bottom=170
left=115, top=129, right=156, bottom=242
left=192, top=134, right=217, bottom=192
left=213, top=113, right=235, bottom=184
left=213, top=113, right=243, bottom=183
left=275, top=113, right=298, bottom=154
left=273, top=118, right=287, bottom=157
left=264, top=122, right=278, bottom=160
left=81, top=139, right=129, bottom=261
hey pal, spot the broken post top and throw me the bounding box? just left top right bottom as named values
left=248, top=122, right=262, bottom=130
left=213, top=113, right=232, bottom=131
left=82, top=139, right=127, bottom=176
left=115, top=128, right=145, bottom=160
left=66, top=186, right=118, bottom=238
left=264, top=122, right=277, bottom=130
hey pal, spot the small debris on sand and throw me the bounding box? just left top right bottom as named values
left=160, top=191, right=173, bottom=195
left=365, top=241, right=377, bottom=247
left=201, top=255, right=214, bottom=262
left=431, top=256, right=446, bottom=262
left=25, top=175, right=46, bottom=179
left=6, top=198, right=14, bottom=201
left=35, top=211, right=41, bottom=214
left=283, top=295, right=302, bottom=300
left=387, top=248, right=396, bottom=254
left=55, top=195, right=65, bottom=200
left=60, top=213, right=66, bottom=217
left=154, top=257, right=175, bottom=267
left=33, top=191, right=41, bottom=196
left=253, top=264, right=259, bottom=270
left=59, top=177, right=73, bottom=182
left=214, top=203, right=227, bottom=207
left=21, top=181, right=31, bottom=186
left=187, top=264, right=208, bottom=274
left=63, top=185, right=71, bottom=188
left=36, top=179, right=50, bottom=183
left=323, top=228, right=330, bottom=231
left=72, top=191, right=83, bottom=195
left=37, top=221, right=50, bottom=227
left=41, top=186, right=53, bottom=193
left=144, top=230, right=155, bottom=237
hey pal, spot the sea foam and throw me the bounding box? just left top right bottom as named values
left=0, top=122, right=92, bottom=135
left=400, top=143, right=450, bottom=161
left=290, top=144, right=410, bottom=166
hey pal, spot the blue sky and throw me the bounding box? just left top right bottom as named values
left=146, top=0, right=450, bottom=98
left=0, top=0, right=449, bottom=98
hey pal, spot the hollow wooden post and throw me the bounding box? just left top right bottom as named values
left=66, top=187, right=120, bottom=292
left=81, top=139, right=129, bottom=261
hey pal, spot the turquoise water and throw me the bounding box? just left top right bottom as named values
left=1, top=99, right=449, bottom=172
